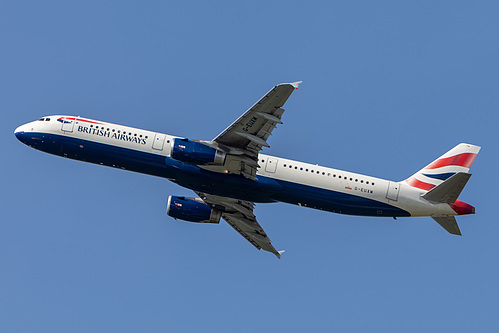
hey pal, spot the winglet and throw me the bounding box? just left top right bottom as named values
left=290, top=81, right=302, bottom=89
left=276, top=250, right=286, bottom=259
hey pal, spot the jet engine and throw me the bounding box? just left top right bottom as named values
left=166, top=195, right=221, bottom=223
left=170, top=138, right=226, bottom=166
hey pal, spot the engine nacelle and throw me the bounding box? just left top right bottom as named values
left=171, top=138, right=226, bottom=166
left=166, top=196, right=221, bottom=223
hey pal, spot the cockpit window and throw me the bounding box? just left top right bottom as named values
left=38, top=118, right=45, bottom=121
left=45, top=118, right=50, bottom=121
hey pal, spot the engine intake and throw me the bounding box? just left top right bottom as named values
left=167, top=195, right=221, bottom=223
left=171, top=138, right=226, bottom=165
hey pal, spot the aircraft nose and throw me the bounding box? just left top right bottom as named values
left=14, top=125, right=27, bottom=143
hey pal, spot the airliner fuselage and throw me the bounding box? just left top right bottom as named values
left=15, top=115, right=425, bottom=216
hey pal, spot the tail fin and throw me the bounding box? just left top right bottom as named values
left=406, top=143, right=481, bottom=236
left=405, top=143, right=481, bottom=191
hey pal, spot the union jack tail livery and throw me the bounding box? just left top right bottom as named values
left=405, top=143, right=480, bottom=191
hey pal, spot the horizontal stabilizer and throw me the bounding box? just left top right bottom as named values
left=432, top=216, right=462, bottom=236
left=422, top=172, right=471, bottom=203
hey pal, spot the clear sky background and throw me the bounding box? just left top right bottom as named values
left=2, top=1, right=498, bottom=332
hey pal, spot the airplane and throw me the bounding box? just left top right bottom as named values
left=14, top=81, right=480, bottom=258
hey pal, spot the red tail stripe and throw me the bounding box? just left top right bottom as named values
left=426, top=153, right=477, bottom=170
left=406, top=177, right=436, bottom=191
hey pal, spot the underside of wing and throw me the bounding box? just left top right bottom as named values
left=213, top=81, right=301, bottom=153
left=196, top=191, right=284, bottom=258
left=200, top=82, right=301, bottom=179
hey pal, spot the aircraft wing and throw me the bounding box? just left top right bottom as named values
left=206, top=82, right=301, bottom=179
left=196, top=191, right=284, bottom=259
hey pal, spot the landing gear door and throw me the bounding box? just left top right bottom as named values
left=60, top=117, right=75, bottom=133
left=386, top=182, right=400, bottom=201
left=152, top=133, right=166, bottom=150
left=265, top=157, right=278, bottom=173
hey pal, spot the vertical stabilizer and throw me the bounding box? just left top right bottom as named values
left=405, top=143, right=480, bottom=191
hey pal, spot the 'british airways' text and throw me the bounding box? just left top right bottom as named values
left=78, top=126, right=147, bottom=145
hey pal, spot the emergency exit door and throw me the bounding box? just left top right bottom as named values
left=152, top=133, right=166, bottom=150
left=265, top=158, right=278, bottom=173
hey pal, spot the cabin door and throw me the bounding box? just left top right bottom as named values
left=60, top=117, right=75, bottom=133
left=386, top=182, right=400, bottom=201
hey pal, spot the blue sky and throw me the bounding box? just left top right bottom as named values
left=2, top=1, right=499, bottom=332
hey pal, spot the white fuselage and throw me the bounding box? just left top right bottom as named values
left=15, top=115, right=458, bottom=218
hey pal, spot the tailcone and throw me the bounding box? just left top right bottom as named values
left=449, top=200, right=475, bottom=215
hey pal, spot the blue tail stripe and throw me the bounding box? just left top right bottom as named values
left=423, top=172, right=455, bottom=181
